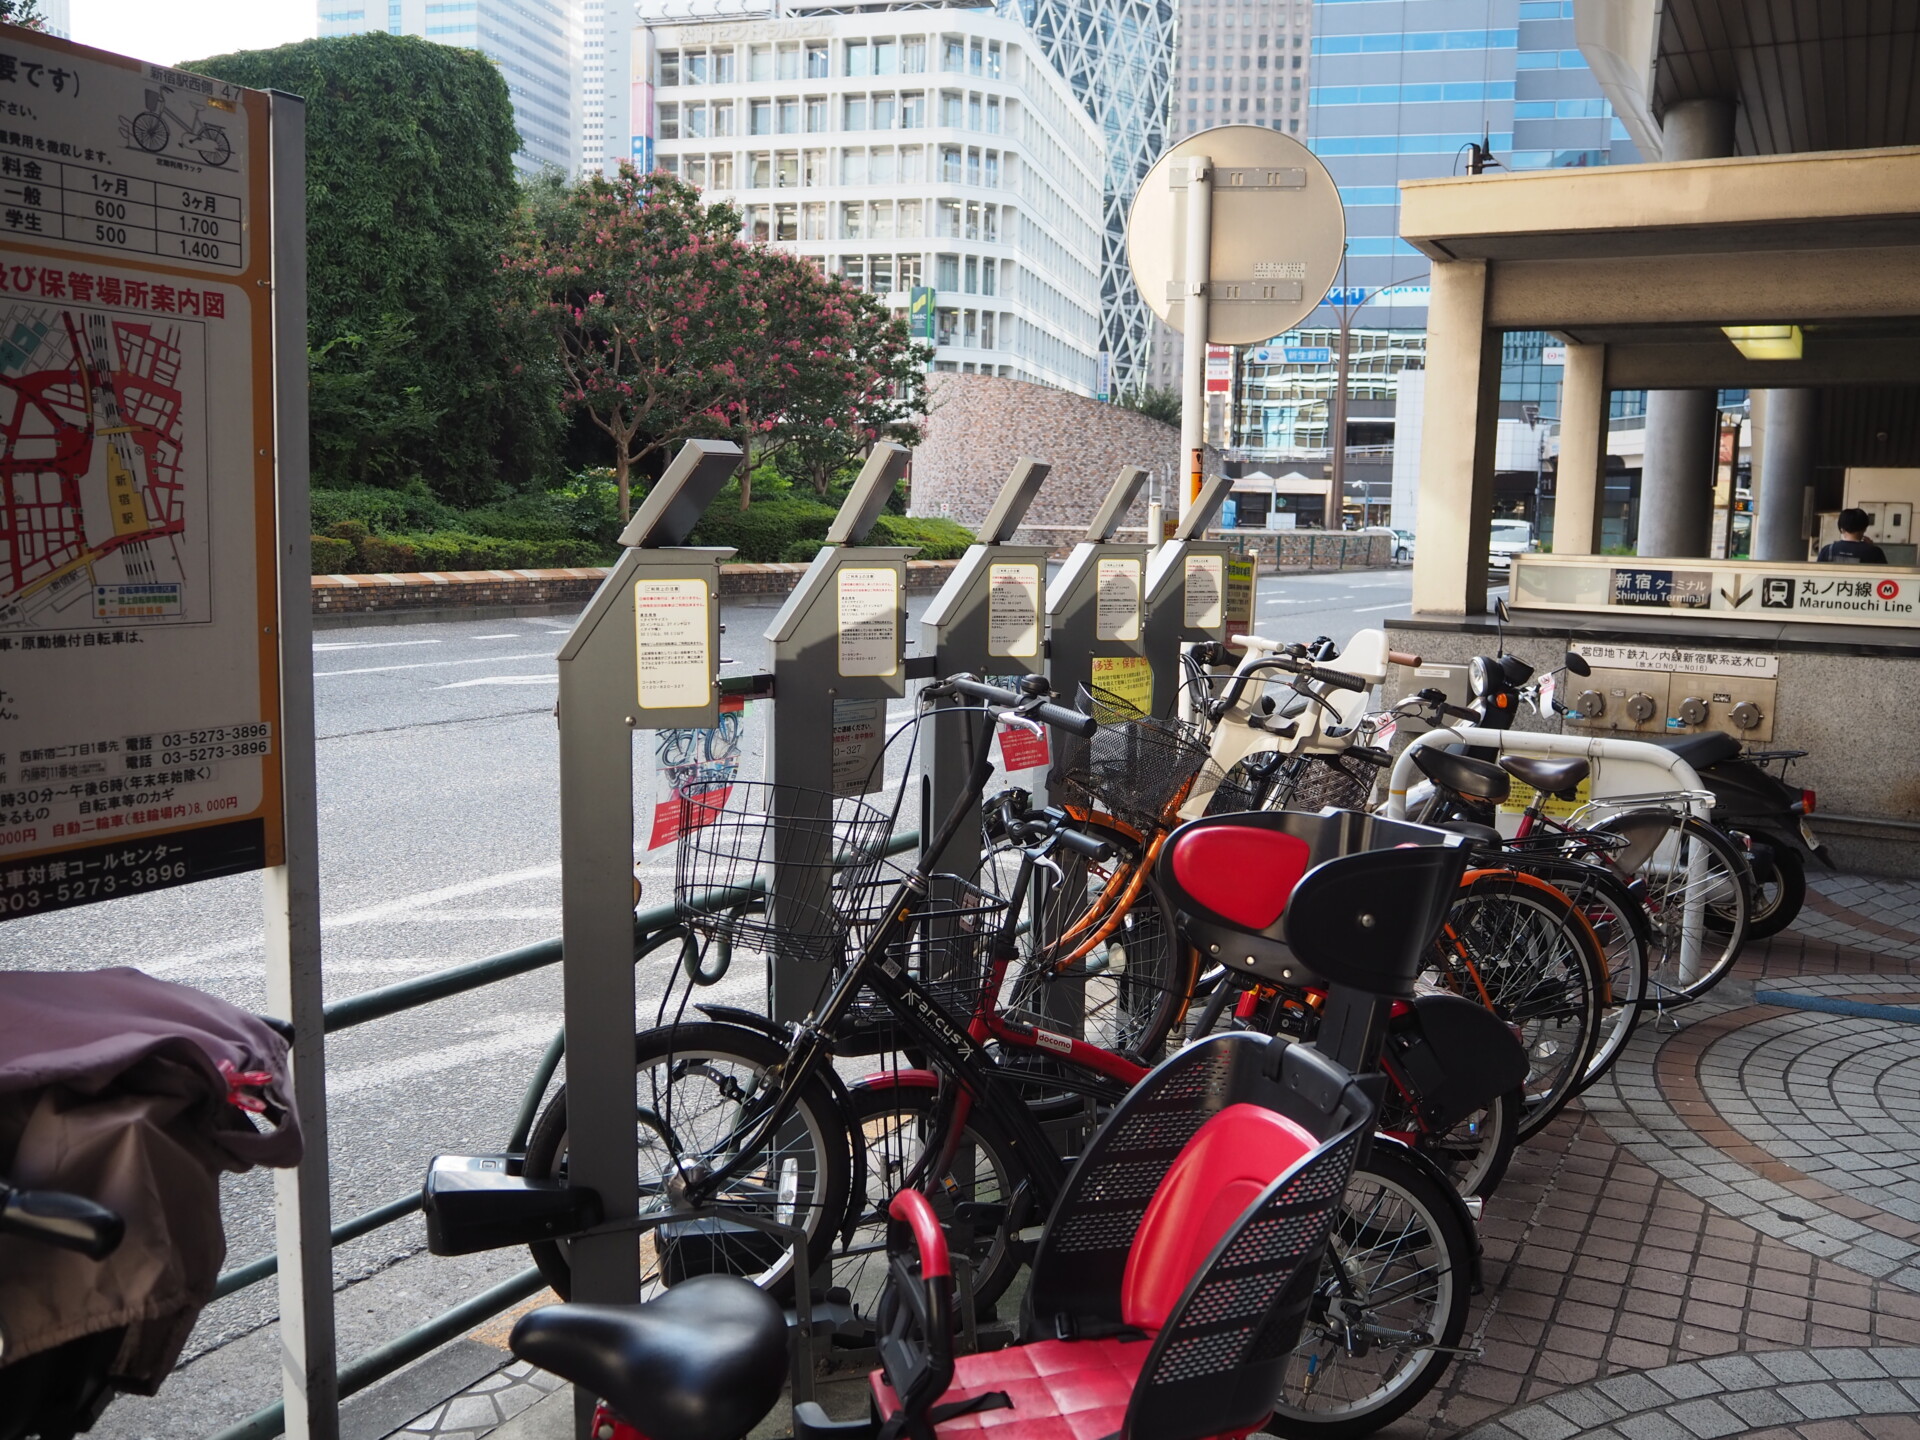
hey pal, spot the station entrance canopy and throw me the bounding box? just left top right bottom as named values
left=1398, top=142, right=1920, bottom=617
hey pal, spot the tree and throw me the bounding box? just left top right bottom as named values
left=1116, top=385, right=1182, bottom=427
left=0, top=1, right=46, bottom=30
left=504, top=165, right=765, bottom=520
left=190, top=34, right=559, bottom=502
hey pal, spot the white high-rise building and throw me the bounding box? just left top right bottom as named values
left=632, top=8, right=1105, bottom=393
left=316, top=0, right=577, bottom=175
left=39, top=0, right=70, bottom=39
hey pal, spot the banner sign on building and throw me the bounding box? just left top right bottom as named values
left=0, top=33, right=285, bottom=920
left=1205, top=344, right=1232, bottom=393
left=909, top=285, right=935, bottom=343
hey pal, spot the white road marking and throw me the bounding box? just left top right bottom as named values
left=435, top=675, right=560, bottom=689
left=473, top=634, right=519, bottom=640
left=374, top=907, right=563, bottom=922
left=1353, top=602, right=1411, bottom=613
left=1350, top=582, right=1405, bottom=589
left=330, top=1013, right=558, bottom=1099
left=316, top=652, right=553, bottom=677
left=144, top=863, right=563, bottom=975
left=313, top=639, right=443, bottom=652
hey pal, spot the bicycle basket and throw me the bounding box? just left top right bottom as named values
left=674, top=781, right=893, bottom=964
left=1269, top=748, right=1391, bottom=814
left=1054, top=687, right=1218, bottom=833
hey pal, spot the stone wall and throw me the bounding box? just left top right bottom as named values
left=910, top=373, right=1179, bottom=548
left=310, top=560, right=958, bottom=619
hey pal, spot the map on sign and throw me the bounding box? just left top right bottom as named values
left=0, top=301, right=207, bottom=631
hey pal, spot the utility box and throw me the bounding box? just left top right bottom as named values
left=1565, top=643, right=1777, bottom=742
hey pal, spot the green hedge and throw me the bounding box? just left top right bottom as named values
left=868, top=514, right=975, bottom=559
left=689, top=494, right=839, bottom=562
left=311, top=536, right=355, bottom=573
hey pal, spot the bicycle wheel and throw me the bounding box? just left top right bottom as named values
left=1562, top=866, right=1650, bottom=1093
left=981, top=827, right=1193, bottom=1061
left=1378, top=1081, right=1518, bottom=1200
left=522, top=1022, right=850, bottom=1301
left=1270, top=1145, right=1471, bottom=1437
left=131, top=111, right=168, bottom=152
left=1433, top=872, right=1603, bottom=1142
left=839, top=1083, right=1027, bottom=1318
left=1591, top=811, right=1749, bottom=1005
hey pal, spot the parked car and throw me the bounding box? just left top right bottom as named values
left=1489, top=519, right=1535, bottom=570
left=1392, top=528, right=1415, bottom=563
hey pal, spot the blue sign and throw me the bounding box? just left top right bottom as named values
left=631, top=135, right=655, bottom=172
left=1220, top=497, right=1239, bottom=529
left=1283, top=346, right=1332, bottom=365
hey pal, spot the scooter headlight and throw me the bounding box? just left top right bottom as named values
left=1468, top=655, right=1492, bottom=697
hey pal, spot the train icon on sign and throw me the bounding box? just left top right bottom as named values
left=1760, top=578, right=1795, bottom=609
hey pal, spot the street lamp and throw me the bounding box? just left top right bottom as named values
left=1326, top=261, right=1430, bottom=526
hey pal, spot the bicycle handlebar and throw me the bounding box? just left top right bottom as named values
left=0, top=1181, right=124, bottom=1259
left=1387, top=650, right=1422, bottom=667
left=943, top=675, right=1097, bottom=738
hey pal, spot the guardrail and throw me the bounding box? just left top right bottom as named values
left=205, top=690, right=916, bottom=1439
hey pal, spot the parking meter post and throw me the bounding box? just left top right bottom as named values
left=557, top=440, right=737, bottom=1331
left=1145, top=475, right=1236, bottom=720
left=765, top=445, right=914, bottom=1024
left=921, top=458, right=1053, bottom=884
left=1045, top=468, right=1153, bottom=712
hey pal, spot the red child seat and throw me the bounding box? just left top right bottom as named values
left=870, top=1102, right=1320, bottom=1440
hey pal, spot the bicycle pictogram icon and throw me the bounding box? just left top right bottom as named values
left=122, top=87, right=234, bottom=168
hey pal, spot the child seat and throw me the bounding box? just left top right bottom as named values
left=870, top=1026, right=1374, bottom=1440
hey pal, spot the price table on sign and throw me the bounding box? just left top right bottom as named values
left=0, top=153, right=245, bottom=270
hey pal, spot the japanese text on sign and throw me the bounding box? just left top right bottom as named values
left=1094, top=557, right=1142, bottom=642
left=634, top=578, right=711, bottom=709
left=837, top=566, right=899, bottom=677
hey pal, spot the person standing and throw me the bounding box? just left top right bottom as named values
left=1816, top=508, right=1889, bottom=564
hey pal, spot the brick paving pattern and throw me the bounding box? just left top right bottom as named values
left=390, top=874, right=1920, bottom=1440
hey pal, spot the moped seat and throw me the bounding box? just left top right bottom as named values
left=1411, top=746, right=1511, bottom=804
left=1648, top=731, right=1740, bottom=768
left=1499, top=755, right=1589, bottom=794
left=510, top=1274, right=786, bottom=1440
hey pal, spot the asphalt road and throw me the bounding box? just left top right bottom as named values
left=0, top=564, right=1411, bottom=1437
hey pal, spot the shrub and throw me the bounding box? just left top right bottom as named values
left=311, top=484, right=457, bottom=534
left=310, top=536, right=355, bottom=574
left=401, top=531, right=601, bottom=571
left=358, top=535, right=419, bottom=572
left=869, top=515, right=976, bottom=559
left=323, top=518, right=371, bottom=544
left=688, top=492, right=839, bottom=562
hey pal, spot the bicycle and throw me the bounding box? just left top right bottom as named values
left=129, top=86, right=233, bottom=167
left=510, top=676, right=1492, bottom=1434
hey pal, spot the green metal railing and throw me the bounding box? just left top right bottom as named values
left=207, top=824, right=919, bottom=1440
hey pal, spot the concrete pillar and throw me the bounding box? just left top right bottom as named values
left=1412, top=259, right=1501, bottom=614
left=1552, top=341, right=1607, bottom=555
left=1638, top=96, right=1737, bottom=558
left=1754, top=387, right=1817, bottom=561
left=1638, top=387, right=1719, bottom=556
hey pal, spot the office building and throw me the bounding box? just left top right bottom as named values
left=1225, top=0, right=1641, bottom=526
left=316, top=0, right=577, bottom=174
left=996, top=0, right=1174, bottom=399
left=40, top=0, right=69, bottom=39
left=641, top=8, right=1105, bottom=393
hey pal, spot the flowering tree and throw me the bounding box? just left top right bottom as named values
left=505, top=165, right=760, bottom=519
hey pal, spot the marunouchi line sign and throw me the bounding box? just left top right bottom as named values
left=0, top=29, right=283, bottom=919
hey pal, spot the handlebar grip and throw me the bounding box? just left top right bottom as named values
left=1054, top=826, right=1115, bottom=862
left=1229, top=633, right=1283, bottom=652
left=1440, top=702, right=1479, bottom=722
left=1387, top=650, right=1422, bottom=667
left=946, top=675, right=1097, bottom=738
left=1315, top=668, right=1370, bottom=694
left=0, top=1186, right=124, bottom=1259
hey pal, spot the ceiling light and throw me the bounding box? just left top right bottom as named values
left=1723, top=325, right=1802, bottom=360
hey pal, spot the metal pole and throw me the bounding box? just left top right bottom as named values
left=263, top=90, right=339, bottom=1440
left=1179, top=155, right=1212, bottom=520
left=1331, top=304, right=1350, bottom=530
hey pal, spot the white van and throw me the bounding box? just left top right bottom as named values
left=1489, top=519, right=1535, bottom=570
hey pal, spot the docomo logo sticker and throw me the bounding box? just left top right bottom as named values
left=1879, top=579, right=1901, bottom=601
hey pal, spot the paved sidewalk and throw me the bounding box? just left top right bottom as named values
left=385, top=876, right=1920, bottom=1440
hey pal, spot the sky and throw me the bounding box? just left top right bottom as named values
left=72, top=0, right=315, bottom=69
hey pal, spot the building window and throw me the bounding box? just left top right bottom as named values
left=899, top=253, right=923, bottom=288
left=874, top=93, right=897, bottom=128
left=899, top=198, right=924, bottom=235
left=684, top=155, right=707, bottom=187
left=941, top=90, right=963, bottom=126
left=841, top=148, right=867, bottom=184
left=659, top=51, right=680, bottom=86
left=806, top=41, right=828, bottom=78
left=744, top=206, right=769, bottom=242
left=686, top=51, right=709, bottom=84
left=802, top=150, right=825, bottom=185
left=871, top=253, right=894, bottom=291
left=777, top=43, right=801, bottom=80
left=846, top=39, right=870, bottom=76
left=964, top=255, right=978, bottom=293
left=844, top=95, right=868, bottom=129
left=901, top=91, right=926, bottom=127
left=749, top=152, right=771, bottom=187
left=875, top=38, right=898, bottom=74
left=937, top=197, right=962, bottom=236
left=901, top=145, right=925, bottom=181
left=842, top=254, right=865, bottom=287
left=806, top=96, right=828, bottom=131
left=969, top=39, right=984, bottom=75
left=936, top=253, right=960, bottom=290
left=965, top=200, right=980, bottom=239
left=987, top=41, right=1002, bottom=79
left=984, top=152, right=999, bottom=187
left=778, top=98, right=800, bottom=133
left=748, top=44, right=771, bottom=81
left=981, top=205, right=997, bottom=242
left=658, top=104, right=679, bottom=138
left=713, top=102, right=735, bottom=136
left=942, top=35, right=964, bottom=72
left=775, top=203, right=798, bottom=241
left=940, top=145, right=962, bottom=182
left=981, top=257, right=995, bottom=295
left=903, top=36, right=927, bottom=72
left=803, top=201, right=828, bottom=239
left=750, top=99, right=772, bottom=134
left=712, top=153, right=735, bottom=187
left=841, top=202, right=865, bottom=238
left=777, top=151, right=799, bottom=186
left=715, top=49, right=736, bottom=83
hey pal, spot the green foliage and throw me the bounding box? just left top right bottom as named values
left=868, top=515, right=975, bottom=559
left=190, top=34, right=560, bottom=502
left=1115, top=386, right=1183, bottom=427
left=0, top=1, right=46, bottom=30
left=310, top=535, right=354, bottom=574
left=399, top=531, right=600, bottom=570
left=311, top=484, right=458, bottom=534
left=358, top=535, right=419, bottom=572
left=688, top=490, right=838, bottom=562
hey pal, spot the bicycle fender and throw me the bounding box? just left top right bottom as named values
left=1367, top=1135, right=1484, bottom=1295
left=691, top=1003, right=867, bottom=1243
left=1391, top=994, right=1529, bottom=1132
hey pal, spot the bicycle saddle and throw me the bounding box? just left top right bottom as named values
left=1498, top=755, right=1589, bottom=795
left=510, top=1275, right=786, bottom=1440
left=1410, top=747, right=1511, bottom=804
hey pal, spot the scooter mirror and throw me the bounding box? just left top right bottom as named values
left=1564, top=651, right=1591, bottom=678
left=1494, top=597, right=1512, bottom=624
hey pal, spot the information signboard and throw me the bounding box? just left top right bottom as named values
left=1512, top=555, right=1920, bottom=630
left=0, top=33, right=280, bottom=919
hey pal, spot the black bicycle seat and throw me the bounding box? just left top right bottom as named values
left=510, top=1275, right=787, bottom=1440
left=1498, top=755, right=1589, bottom=795
left=1411, top=746, right=1511, bottom=804
left=1647, top=731, right=1740, bottom=768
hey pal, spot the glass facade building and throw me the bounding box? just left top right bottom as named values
left=1233, top=0, right=1641, bottom=468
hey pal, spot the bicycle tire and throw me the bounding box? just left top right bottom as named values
left=1379, top=1083, right=1518, bottom=1200
left=839, top=1082, right=1028, bottom=1317
left=983, top=825, right=1193, bottom=1062
left=522, top=1022, right=849, bottom=1301
left=1725, top=828, right=1805, bottom=942
left=1591, top=811, right=1749, bottom=1005
left=1270, top=1145, right=1472, bottom=1437
left=1434, top=871, right=1603, bottom=1143
left=131, top=112, right=168, bottom=153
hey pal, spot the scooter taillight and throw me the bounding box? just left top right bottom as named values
left=1799, top=788, right=1816, bottom=815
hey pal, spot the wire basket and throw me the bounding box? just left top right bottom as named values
left=832, top=878, right=1008, bottom=1055
left=674, top=781, right=894, bottom=964
left=1053, top=687, right=1218, bottom=834
left=1269, top=748, right=1391, bottom=814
